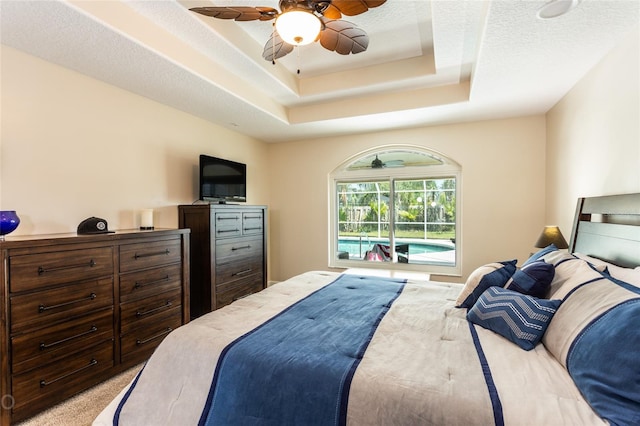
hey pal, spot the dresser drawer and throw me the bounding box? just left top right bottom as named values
left=214, top=211, right=243, bottom=239
left=242, top=211, right=264, bottom=235
left=10, top=277, right=113, bottom=333
left=120, top=289, right=182, bottom=334
left=120, top=263, right=182, bottom=303
left=215, top=236, right=262, bottom=262
left=12, top=340, right=114, bottom=412
left=12, top=309, right=114, bottom=374
left=216, top=256, right=263, bottom=285
left=216, top=274, right=264, bottom=309
left=9, top=247, right=113, bottom=293
left=119, top=238, right=182, bottom=273
left=120, top=313, right=181, bottom=365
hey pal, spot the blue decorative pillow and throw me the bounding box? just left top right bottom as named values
left=455, top=260, right=517, bottom=308
left=523, top=244, right=558, bottom=266
left=505, top=260, right=555, bottom=298
left=467, top=287, right=561, bottom=350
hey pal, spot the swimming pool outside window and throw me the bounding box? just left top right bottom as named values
left=329, top=147, right=461, bottom=276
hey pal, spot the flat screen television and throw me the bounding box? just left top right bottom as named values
left=199, top=155, right=247, bottom=203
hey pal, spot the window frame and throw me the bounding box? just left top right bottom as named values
left=328, top=146, right=462, bottom=276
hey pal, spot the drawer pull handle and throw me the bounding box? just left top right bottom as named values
left=134, top=249, right=170, bottom=260
left=217, top=216, right=240, bottom=221
left=231, top=245, right=251, bottom=251
left=243, top=227, right=262, bottom=232
left=40, top=358, right=98, bottom=388
left=232, top=269, right=252, bottom=277
left=217, top=229, right=240, bottom=234
left=244, top=215, right=262, bottom=219
left=136, top=327, right=172, bottom=346
left=136, top=301, right=172, bottom=317
left=39, top=293, right=97, bottom=313
left=134, top=275, right=170, bottom=289
left=38, top=259, right=96, bottom=275
left=40, top=326, right=98, bottom=350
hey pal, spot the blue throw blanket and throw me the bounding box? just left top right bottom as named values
left=198, top=274, right=406, bottom=425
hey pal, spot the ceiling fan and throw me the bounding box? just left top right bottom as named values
left=371, top=155, right=404, bottom=169
left=189, top=0, right=387, bottom=63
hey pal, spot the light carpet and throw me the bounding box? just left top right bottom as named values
left=15, top=364, right=141, bottom=426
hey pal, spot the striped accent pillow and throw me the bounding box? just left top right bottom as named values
left=467, top=287, right=561, bottom=351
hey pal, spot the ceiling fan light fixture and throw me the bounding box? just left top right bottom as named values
left=275, top=10, right=321, bottom=45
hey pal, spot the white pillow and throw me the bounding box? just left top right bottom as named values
left=547, top=256, right=603, bottom=300
left=540, top=250, right=575, bottom=266
left=574, top=253, right=640, bottom=288
left=543, top=274, right=635, bottom=366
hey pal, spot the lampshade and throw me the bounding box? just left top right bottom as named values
left=275, top=11, right=321, bottom=46
left=534, top=226, right=569, bottom=249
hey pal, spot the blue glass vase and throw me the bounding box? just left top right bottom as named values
left=0, top=211, right=20, bottom=240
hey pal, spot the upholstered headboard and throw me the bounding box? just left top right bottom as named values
left=570, top=193, right=640, bottom=268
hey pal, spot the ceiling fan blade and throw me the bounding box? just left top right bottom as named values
left=319, top=19, right=369, bottom=55
left=189, top=6, right=278, bottom=21
left=263, top=31, right=294, bottom=62
left=329, top=0, right=386, bottom=17
left=320, top=4, right=342, bottom=19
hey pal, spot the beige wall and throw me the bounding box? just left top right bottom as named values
left=1, top=46, right=548, bottom=287
left=1, top=46, right=270, bottom=235
left=267, top=116, right=547, bottom=282
left=546, top=26, right=640, bottom=235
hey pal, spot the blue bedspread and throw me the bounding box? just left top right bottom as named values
left=198, top=274, right=406, bottom=426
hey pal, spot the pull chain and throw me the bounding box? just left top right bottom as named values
left=272, top=23, right=276, bottom=65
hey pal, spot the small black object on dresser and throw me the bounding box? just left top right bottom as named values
left=178, top=204, right=267, bottom=319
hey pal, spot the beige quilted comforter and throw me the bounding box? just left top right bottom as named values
left=94, top=271, right=603, bottom=425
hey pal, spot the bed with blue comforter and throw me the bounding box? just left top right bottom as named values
left=95, top=190, right=640, bottom=426
left=94, top=256, right=640, bottom=425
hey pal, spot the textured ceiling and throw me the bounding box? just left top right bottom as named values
left=1, top=0, right=638, bottom=143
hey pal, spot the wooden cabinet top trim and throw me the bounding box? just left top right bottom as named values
left=0, top=229, right=190, bottom=251
left=178, top=204, right=267, bottom=210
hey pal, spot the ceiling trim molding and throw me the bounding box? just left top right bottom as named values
left=289, top=81, right=471, bottom=123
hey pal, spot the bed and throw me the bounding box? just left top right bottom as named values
left=94, top=193, right=640, bottom=426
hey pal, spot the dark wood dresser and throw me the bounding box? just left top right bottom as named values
left=0, top=229, right=190, bottom=424
left=178, top=204, right=266, bottom=318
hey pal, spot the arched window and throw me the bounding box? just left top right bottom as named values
left=329, top=145, right=461, bottom=276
